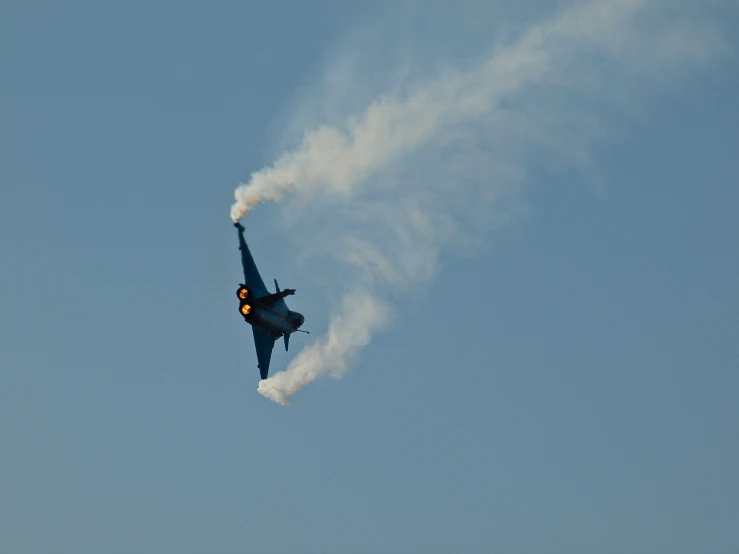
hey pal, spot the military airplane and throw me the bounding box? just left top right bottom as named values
left=233, top=222, right=306, bottom=379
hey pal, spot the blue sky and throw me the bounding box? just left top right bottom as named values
left=1, top=1, right=738, bottom=553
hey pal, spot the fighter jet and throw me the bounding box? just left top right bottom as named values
left=233, top=222, right=306, bottom=379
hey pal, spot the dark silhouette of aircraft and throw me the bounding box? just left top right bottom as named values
left=233, top=222, right=306, bottom=379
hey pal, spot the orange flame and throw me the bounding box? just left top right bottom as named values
left=238, top=287, right=249, bottom=300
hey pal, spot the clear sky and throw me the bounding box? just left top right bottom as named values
left=1, top=1, right=737, bottom=553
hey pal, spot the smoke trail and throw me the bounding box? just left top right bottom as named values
left=231, top=0, right=727, bottom=404
left=257, top=290, right=390, bottom=405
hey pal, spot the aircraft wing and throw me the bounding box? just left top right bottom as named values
left=252, top=326, right=277, bottom=380
left=236, top=223, right=270, bottom=297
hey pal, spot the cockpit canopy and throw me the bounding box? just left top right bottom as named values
left=289, top=311, right=305, bottom=329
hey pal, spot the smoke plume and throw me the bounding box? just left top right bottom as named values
left=257, top=291, right=390, bottom=405
left=230, top=0, right=728, bottom=404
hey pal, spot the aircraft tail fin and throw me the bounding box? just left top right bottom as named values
left=284, top=333, right=290, bottom=351
left=274, top=279, right=280, bottom=293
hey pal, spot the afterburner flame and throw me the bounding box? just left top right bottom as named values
left=238, top=287, right=249, bottom=300
left=240, top=304, right=252, bottom=315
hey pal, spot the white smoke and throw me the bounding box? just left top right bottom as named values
left=230, top=0, right=728, bottom=404
left=257, top=291, right=390, bottom=405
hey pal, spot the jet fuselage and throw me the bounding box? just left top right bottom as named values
left=233, top=221, right=306, bottom=379
left=237, top=289, right=304, bottom=338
